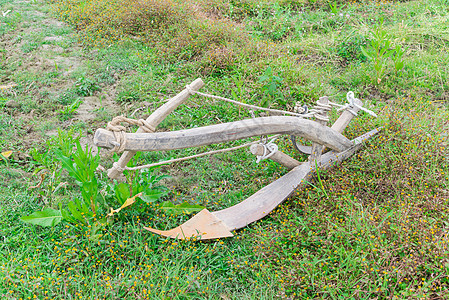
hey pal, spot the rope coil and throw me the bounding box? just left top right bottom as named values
left=106, top=116, right=156, bottom=152
left=255, top=142, right=278, bottom=163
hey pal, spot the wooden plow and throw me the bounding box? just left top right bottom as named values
left=94, top=78, right=380, bottom=240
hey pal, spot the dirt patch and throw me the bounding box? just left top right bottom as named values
left=43, top=36, right=63, bottom=42
left=41, top=44, right=64, bottom=53
left=0, top=0, right=121, bottom=155
left=75, top=96, right=105, bottom=122
left=42, top=18, right=65, bottom=28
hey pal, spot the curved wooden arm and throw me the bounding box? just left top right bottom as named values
left=94, top=116, right=353, bottom=153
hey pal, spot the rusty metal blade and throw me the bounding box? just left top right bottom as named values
left=144, top=209, right=233, bottom=240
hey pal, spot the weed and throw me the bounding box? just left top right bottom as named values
left=258, top=66, right=285, bottom=107
left=56, top=88, right=80, bottom=105
left=57, top=98, right=82, bottom=121
left=22, top=131, right=176, bottom=228
left=28, top=129, right=77, bottom=204
left=361, top=19, right=406, bottom=84
left=392, top=44, right=406, bottom=75
left=75, top=75, right=100, bottom=96
left=328, top=0, right=345, bottom=14
left=334, top=34, right=369, bottom=63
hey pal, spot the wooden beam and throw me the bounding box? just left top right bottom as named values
left=290, top=98, right=364, bottom=155
left=94, top=116, right=353, bottom=153
left=106, top=78, right=205, bottom=180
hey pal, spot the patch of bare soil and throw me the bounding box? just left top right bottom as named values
left=75, top=96, right=117, bottom=122
left=0, top=0, right=120, bottom=153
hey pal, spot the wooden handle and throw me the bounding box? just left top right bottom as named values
left=331, top=98, right=363, bottom=133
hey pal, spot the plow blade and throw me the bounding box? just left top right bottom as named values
left=144, top=209, right=233, bottom=240
left=144, top=128, right=381, bottom=240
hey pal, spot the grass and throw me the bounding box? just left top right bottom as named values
left=0, top=0, right=448, bottom=298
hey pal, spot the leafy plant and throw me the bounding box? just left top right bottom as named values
left=22, top=131, right=172, bottom=227
left=361, top=20, right=406, bottom=84
left=392, top=44, right=407, bottom=74
left=75, top=75, right=100, bottom=96
left=28, top=129, right=78, bottom=203
left=108, top=167, right=170, bottom=210
left=58, top=98, right=82, bottom=121
left=334, top=34, right=369, bottom=63
left=258, top=67, right=285, bottom=107
left=56, top=140, right=103, bottom=225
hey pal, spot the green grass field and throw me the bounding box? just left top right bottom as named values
left=1, top=0, right=448, bottom=298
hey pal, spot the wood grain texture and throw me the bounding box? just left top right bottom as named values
left=95, top=116, right=353, bottom=153
left=106, top=78, right=205, bottom=179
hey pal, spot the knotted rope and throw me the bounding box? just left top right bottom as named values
left=329, top=92, right=378, bottom=117
left=255, top=136, right=279, bottom=163
left=106, top=116, right=156, bottom=152
left=313, top=97, right=332, bottom=122
left=103, top=85, right=377, bottom=170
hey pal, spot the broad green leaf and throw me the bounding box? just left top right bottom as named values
left=57, top=152, right=84, bottom=183
left=114, top=182, right=130, bottom=204
left=140, top=189, right=166, bottom=203
left=61, top=208, right=76, bottom=223
left=67, top=200, right=86, bottom=223
left=21, top=209, right=63, bottom=227
left=160, top=201, right=204, bottom=215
